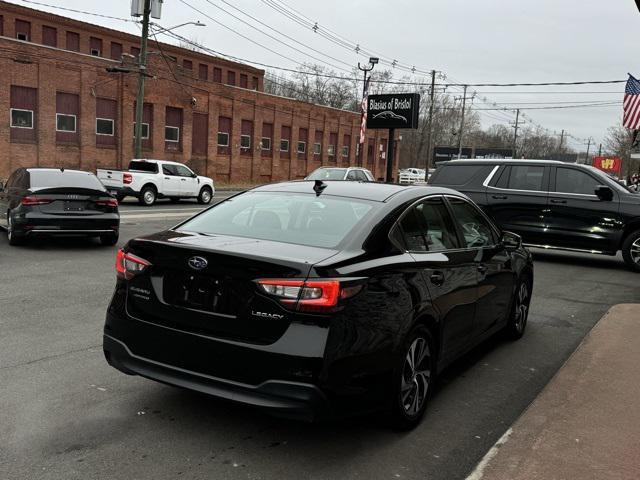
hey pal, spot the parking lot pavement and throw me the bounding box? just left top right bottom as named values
left=1, top=221, right=639, bottom=479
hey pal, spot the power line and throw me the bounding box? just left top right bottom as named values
left=12, top=0, right=137, bottom=22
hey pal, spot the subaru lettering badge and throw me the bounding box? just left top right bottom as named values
left=188, top=256, right=208, bottom=270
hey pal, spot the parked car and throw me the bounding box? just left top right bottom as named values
left=0, top=168, right=119, bottom=246
left=399, top=168, right=427, bottom=184
left=429, top=159, right=640, bottom=271
left=97, top=159, right=215, bottom=206
left=103, top=181, right=533, bottom=429
left=305, top=167, right=375, bottom=182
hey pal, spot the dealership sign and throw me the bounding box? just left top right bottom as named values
left=366, top=93, right=420, bottom=129
left=592, top=156, right=622, bottom=175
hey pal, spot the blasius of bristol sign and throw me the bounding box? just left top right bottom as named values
left=366, top=93, right=420, bottom=129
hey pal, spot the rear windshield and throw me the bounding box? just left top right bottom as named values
left=28, top=170, right=105, bottom=191
left=177, top=192, right=376, bottom=248
left=307, top=168, right=347, bottom=181
left=431, top=164, right=486, bottom=185
left=129, top=161, right=159, bottom=173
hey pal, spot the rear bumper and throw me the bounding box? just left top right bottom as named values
left=13, top=212, right=119, bottom=235
left=105, top=186, right=138, bottom=198
left=103, top=333, right=327, bottom=420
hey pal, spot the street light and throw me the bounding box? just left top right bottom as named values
left=356, top=57, right=378, bottom=166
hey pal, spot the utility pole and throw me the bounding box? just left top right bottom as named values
left=598, top=143, right=602, bottom=156
left=558, top=129, right=565, bottom=155
left=424, top=69, right=436, bottom=179
left=585, top=137, right=592, bottom=164
left=511, top=108, right=520, bottom=159
left=356, top=57, right=378, bottom=167
left=134, top=0, right=152, bottom=160
left=457, top=85, right=468, bottom=159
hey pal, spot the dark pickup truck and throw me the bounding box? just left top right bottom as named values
left=429, top=159, right=640, bottom=271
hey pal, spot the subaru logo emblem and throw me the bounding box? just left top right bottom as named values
left=188, top=256, right=208, bottom=270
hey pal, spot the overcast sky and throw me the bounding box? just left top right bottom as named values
left=10, top=0, right=639, bottom=150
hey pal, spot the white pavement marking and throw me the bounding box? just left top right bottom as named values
left=119, top=208, right=207, bottom=214
left=465, top=428, right=513, bottom=480
left=121, top=211, right=203, bottom=220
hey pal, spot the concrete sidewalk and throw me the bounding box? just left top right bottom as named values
left=467, top=303, right=640, bottom=480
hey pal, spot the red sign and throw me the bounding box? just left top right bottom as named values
left=592, top=156, right=622, bottom=175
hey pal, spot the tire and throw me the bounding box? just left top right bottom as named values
left=388, top=326, right=435, bottom=430
left=621, top=230, right=640, bottom=273
left=99, top=232, right=119, bottom=246
left=138, top=186, right=157, bottom=206
left=197, top=186, right=213, bottom=205
left=504, top=274, right=532, bottom=340
left=7, top=212, right=25, bottom=246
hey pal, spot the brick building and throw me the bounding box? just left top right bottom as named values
left=0, top=1, right=397, bottom=183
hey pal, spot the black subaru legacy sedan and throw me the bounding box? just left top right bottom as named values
left=0, top=168, right=119, bottom=246
left=103, top=181, right=533, bottom=429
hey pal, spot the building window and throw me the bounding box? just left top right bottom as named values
left=240, top=134, right=251, bottom=149
left=56, top=114, right=76, bottom=133
left=131, top=46, right=141, bottom=58
left=16, top=32, right=27, bottom=41
left=96, top=118, right=114, bottom=136
left=213, top=67, right=222, bottom=83
left=134, top=123, right=150, bottom=139
left=66, top=31, right=80, bottom=52
left=280, top=139, right=289, bottom=152
left=342, top=146, right=349, bottom=157
left=261, top=137, right=271, bottom=151
left=110, top=42, right=123, bottom=61
left=15, top=20, right=30, bottom=41
left=199, top=63, right=208, bottom=80
left=313, top=143, right=322, bottom=155
left=10, top=109, right=33, bottom=129
left=240, top=74, right=248, bottom=88
left=42, top=25, right=57, bottom=47
left=165, top=126, right=179, bottom=142
left=183, top=59, right=192, bottom=70
left=227, top=71, right=236, bottom=86
left=328, top=145, right=336, bottom=156
left=252, top=76, right=259, bottom=90
left=297, top=141, right=306, bottom=154
left=90, top=37, right=102, bottom=57
left=217, top=132, right=229, bottom=146
left=192, top=113, right=209, bottom=155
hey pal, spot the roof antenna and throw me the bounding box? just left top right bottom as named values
left=60, top=167, right=65, bottom=172
left=313, top=180, right=326, bottom=197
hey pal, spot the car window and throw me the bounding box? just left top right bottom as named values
left=174, top=165, right=194, bottom=177
left=364, top=170, right=374, bottom=181
left=163, top=165, right=178, bottom=176
left=307, top=168, right=347, bottom=181
left=28, top=170, right=105, bottom=191
left=346, top=170, right=358, bottom=180
left=494, top=166, right=510, bottom=189
left=178, top=192, right=375, bottom=249
left=507, top=166, right=545, bottom=191
left=129, top=161, right=159, bottom=173
left=555, top=168, right=599, bottom=195
left=431, top=165, right=485, bottom=185
left=397, top=197, right=459, bottom=252
left=355, top=170, right=368, bottom=181
left=5, top=171, right=18, bottom=188
left=447, top=197, right=497, bottom=248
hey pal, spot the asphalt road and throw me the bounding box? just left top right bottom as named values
left=1, top=199, right=638, bottom=480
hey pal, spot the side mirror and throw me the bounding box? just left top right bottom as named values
left=501, top=231, right=522, bottom=252
left=595, top=185, right=613, bottom=201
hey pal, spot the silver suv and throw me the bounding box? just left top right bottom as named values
left=306, top=167, right=375, bottom=182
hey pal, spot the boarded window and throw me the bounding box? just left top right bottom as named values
left=240, top=74, right=248, bottom=88
left=192, top=113, right=208, bottom=156
left=314, top=130, right=323, bottom=157
left=261, top=123, right=273, bottom=155
left=15, top=19, right=30, bottom=41
left=217, top=116, right=232, bottom=155
left=165, top=107, right=183, bottom=151
left=297, top=128, right=308, bottom=159
left=198, top=63, right=208, bottom=81
left=96, top=98, right=117, bottom=146
left=66, top=31, right=80, bottom=52
left=42, top=25, right=57, bottom=47
left=90, top=37, right=102, bottom=56
left=56, top=92, right=79, bottom=144
left=240, top=119, right=253, bottom=155
left=131, top=46, right=140, bottom=58
left=252, top=76, right=259, bottom=90
left=10, top=86, right=37, bottom=143
left=133, top=102, right=153, bottom=149
left=183, top=59, right=193, bottom=70
left=110, top=42, right=123, bottom=61
left=280, top=125, right=291, bottom=158
left=227, top=71, right=236, bottom=86
left=213, top=67, right=222, bottom=83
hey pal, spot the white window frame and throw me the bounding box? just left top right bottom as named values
left=96, top=118, right=114, bottom=136
left=313, top=142, right=321, bottom=155
left=164, top=125, right=180, bottom=143
left=261, top=137, right=272, bottom=151
left=240, top=134, right=251, bottom=149
left=133, top=122, right=150, bottom=140
left=342, top=146, right=350, bottom=157
left=280, top=139, right=289, bottom=152
left=297, top=141, right=306, bottom=154
left=16, top=32, right=28, bottom=41
left=10, top=108, right=34, bottom=129
left=90, top=48, right=101, bottom=57
left=217, top=131, right=230, bottom=147
left=56, top=113, right=77, bottom=133
left=328, top=144, right=336, bottom=156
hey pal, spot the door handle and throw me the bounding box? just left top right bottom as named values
left=430, top=272, right=445, bottom=286
left=164, top=177, right=170, bottom=180
left=181, top=178, right=186, bottom=182
left=491, top=195, right=507, bottom=200
left=550, top=199, right=567, bottom=204
left=477, top=264, right=488, bottom=273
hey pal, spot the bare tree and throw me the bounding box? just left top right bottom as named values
left=604, top=124, right=639, bottom=178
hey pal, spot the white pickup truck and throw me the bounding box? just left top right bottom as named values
left=97, top=159, right=215, bottom=206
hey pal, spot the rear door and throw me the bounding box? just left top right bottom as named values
left=546, top=166, right=622, bottom=252
left=397, top=195, right=479, bottom=363
left=174, top=164, right=199, bottom=197
left=486, top=164, right=550, bottom=245
left=160, top=164, right=181, bottom=196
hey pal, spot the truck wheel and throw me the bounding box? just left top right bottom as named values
left=621, top=229, right=640, bottom=272
left=139, top=186, right=156, bottom=206
left=198, top=187, right=213, bottom=205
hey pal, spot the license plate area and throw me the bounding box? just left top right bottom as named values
left=164, top=271, right=227, bottom=313
left=64, top=201, right=85, bottom=212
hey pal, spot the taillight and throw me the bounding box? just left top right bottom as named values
left=116, top=249, right=151, bottom=280
left=21, top=196, right=53, bottom=206
left=96, top=198, right=118, bottom=207
left=257, top=279, right=355, bottom=313
left=123, top=173, right=133, bottom=185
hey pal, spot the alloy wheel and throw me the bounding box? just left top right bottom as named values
left=143, top=190, right=155, bottom=205
left=201, top=189, right=211, bottom=203
left=631, top=238, right=640, bottom=264
left=401, top=337, right=431, bottom=416
left=514, top=283, right=529, bottom=333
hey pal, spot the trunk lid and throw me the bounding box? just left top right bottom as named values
left=28, top=187, right=117, bottom=215
left=124, top=230, right=338, bottom=344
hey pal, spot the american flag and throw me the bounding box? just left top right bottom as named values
left=359, top=77, right=372, bottom=146
left=623, top=74, right=640, bottom=130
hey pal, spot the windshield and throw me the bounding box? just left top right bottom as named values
left=306, top=168, right=347, bottom=181
left=29, top=170, right=105, bottom=191
left=177, top=191, right=375, bottom=248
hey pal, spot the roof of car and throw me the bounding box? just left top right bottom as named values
left=253, top=180, right=460, bottom=202
left=26, top=168, right=95, bottom=175
left=443, top=159, right=565, bottom=165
